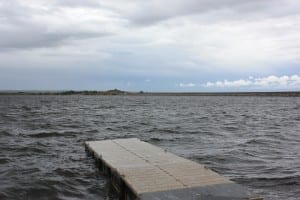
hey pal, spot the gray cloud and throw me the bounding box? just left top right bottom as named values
left=1, top=0, right=299, bottom=51
left=0, top=1, right=114, bottom=50
left=54, top=0, right=101, bottom=8
left=108, top=0, right=300, bottom=25
left=0, top=24, right=109, bottom=50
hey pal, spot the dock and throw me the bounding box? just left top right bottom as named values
left=85, top=138, right=262, bottom=200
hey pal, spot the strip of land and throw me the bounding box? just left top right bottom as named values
left=0, top=89, right=299, bottom=97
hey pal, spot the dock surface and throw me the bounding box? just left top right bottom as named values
left=85, top=138, right=262, bottom=200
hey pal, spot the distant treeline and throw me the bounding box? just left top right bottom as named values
left=0, top=89, right=300, bottom=97
left=60, top=89, right=129, bottom=95
left=0, top=89, right=129, bottom=96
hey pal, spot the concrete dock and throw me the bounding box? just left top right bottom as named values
left=85, top=138, right=262, bottom=200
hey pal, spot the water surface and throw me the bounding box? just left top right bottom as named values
left=0, top=95, right=299, bottom=200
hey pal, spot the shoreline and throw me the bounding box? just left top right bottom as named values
left=0, top=90, right=299, bottom=97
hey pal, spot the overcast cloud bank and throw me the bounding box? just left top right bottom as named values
left=0, top=0, right=299, bottom=91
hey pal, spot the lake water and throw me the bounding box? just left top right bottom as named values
left=0, top=95, right=299, bottom=200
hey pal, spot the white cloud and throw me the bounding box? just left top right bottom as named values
left=179, top=83, right=196, bottom=87
left=204, top=75, right=300, bottom=90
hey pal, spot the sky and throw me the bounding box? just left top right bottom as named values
left=0, top=0, right=300, bottom=92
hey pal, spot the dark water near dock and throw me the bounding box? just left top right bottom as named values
left=0, top=95, right=299, bottom=200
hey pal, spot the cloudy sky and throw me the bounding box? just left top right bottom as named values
left=0, top=0, right=300, bottom=91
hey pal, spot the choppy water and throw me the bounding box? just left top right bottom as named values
left=0, top=95, right=299, bottom=200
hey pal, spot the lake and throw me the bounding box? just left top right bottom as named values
left=0, top=95, right=299, bottom=200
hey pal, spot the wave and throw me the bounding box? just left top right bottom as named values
left=0, top=158, right=11, bottom=164
left=27, top=131, right=78, bottom=138
left=0, top=130, right=12, bottom=137
left=21, top=106, right=31, bottom=111
left=3, top=146, right=47, bottom=154
left=244, top=138, right=281, bottom=145
left=234, top=175, right=300, bottom=187
left=19, top=147, right=46, bottom=154
left=148, top=127, right=180, bottom=134
left=54, top=168, right=77, bottom=178
left=149, top=137, right=176, bottom=142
